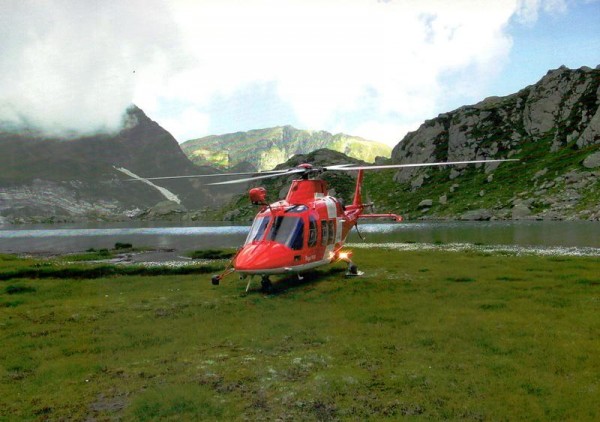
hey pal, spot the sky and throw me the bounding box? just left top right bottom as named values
left=0, top=0, right=599, bottom=147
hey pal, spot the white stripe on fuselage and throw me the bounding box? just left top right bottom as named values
left=324, top=196, right=337, bottom=219
left=323, top=196, right=338, bottom=259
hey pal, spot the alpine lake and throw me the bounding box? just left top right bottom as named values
left=1, top=220, right=599, bottom=254
left=1, top=220, right=599, bottom=420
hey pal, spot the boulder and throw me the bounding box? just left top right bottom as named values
left=564, top=170, right=591, bottom=184
left=418, top=199, right=433, bottom=208
left=511, top=203, right=532, bottom=219
left=583, top=151, right=600, bottom=168
left=449, top=169, right=461, bottom=180
left=460, top=209, right=493, bottom=221
left=484, top=161, right=500, bottom=174
left=411, top=175, right=425, bottom=190
left=532, top=168, right=548, bottom=179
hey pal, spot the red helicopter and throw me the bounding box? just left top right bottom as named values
left=192, top=158, right=517, bottom=292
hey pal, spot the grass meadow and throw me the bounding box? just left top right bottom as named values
left=1, top=249, right=599, bottom=420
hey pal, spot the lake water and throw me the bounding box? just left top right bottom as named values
left=0, top=220, right=599, bottom=254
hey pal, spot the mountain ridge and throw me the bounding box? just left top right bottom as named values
left=181, top=125, right=391, bottom=171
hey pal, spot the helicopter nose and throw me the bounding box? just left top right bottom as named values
left=234, top=242, right=291, bottom=272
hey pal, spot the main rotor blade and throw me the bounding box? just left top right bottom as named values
left=323, top=164, right=357, bottom=170
left=328, top=158, right=519, bottom=171
left=119, top=169, right=292, bottom=182
left=207, top=168, right=306, bottom=185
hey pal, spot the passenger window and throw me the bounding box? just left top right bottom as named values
left=327, top=220, right=335, bottom=244
left=321, top=220, right=328, bottom=246
left=308, top=216, right=317, bottom=248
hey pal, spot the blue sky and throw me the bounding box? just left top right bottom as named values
left=1, top=0, right=599, bottom=146
left=489, top=0, right=600, bottom=97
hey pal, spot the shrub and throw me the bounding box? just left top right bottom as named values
left=114, top=242, right=133, bottom=250
left=188, top=249, right=236, bottom=260
left=5, top=285, right=36, bottom=294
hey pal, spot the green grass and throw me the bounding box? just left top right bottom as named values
left=187, top=248, right=237, bottom=260
left=64, top=248, right=114, bottom=262
left=1, top=249, right=599, bottom=420
left=0, top=263, right=224, bottom=282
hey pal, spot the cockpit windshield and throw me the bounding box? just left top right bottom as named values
left=245, top=215, right=271, bottom=244
left=269, top=216, right=304, bottom=250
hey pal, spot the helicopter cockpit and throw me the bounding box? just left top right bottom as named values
left=245, top=206, right=313, bottom=250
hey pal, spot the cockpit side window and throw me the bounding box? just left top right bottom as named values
left=245, top=216, right=270, bottom=244
left=269, top=216, right=304, bottom=250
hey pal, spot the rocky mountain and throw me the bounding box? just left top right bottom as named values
left=0, top=106, right=240, bottom=223
left=364, top=65, right=600, bottom=221
left=181, top=126, right=391, bottom=172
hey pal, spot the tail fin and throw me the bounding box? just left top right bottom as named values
left=349, top=169, right=402, bottom=221
left=352, top=169, right=364, bottom=207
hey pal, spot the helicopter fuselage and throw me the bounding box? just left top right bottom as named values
left=234, top=178, right=362, bottom=276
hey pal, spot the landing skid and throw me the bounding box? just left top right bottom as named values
left=341, top=258, right=364, bottom=277
left=345, top=265, right=364, bottom=277
left=242, top=275, right=274, bottom=293
left=346, top=270, right=364, bottom=277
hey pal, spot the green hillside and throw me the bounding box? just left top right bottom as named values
left=181, top=126, right=391, bottom=171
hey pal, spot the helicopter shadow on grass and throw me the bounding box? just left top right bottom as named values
left=244, top=266, right=348, bottom=296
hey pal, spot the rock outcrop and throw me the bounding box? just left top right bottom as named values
left=377, top=66, right=600, bottom=221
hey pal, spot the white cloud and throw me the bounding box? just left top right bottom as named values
left=0, top=0, right=573, bottom=145
left=350, top=120, right=422, bottom=146
left=153, top=0, right=521, bottom=144
left=160, top=107, right=210, bottom=142
left=0, top=0, right=182, bottom=136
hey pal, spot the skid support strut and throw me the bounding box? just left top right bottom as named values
left=338, top=252, right=364, bottom=277
left=241, top=275, right=273, bottom=293
left=211, top=248, right=241, bottom=285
